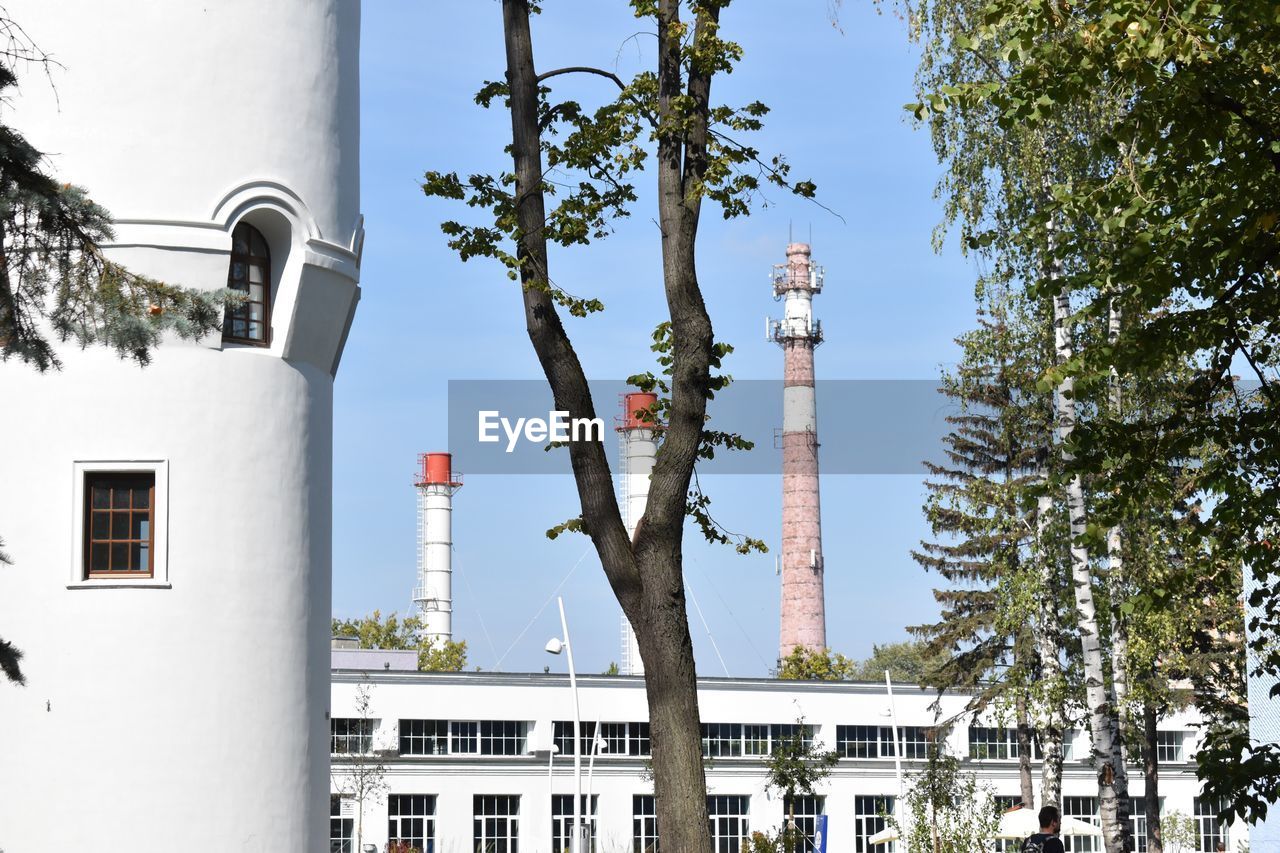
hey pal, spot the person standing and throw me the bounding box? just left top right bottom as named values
left=1022, top=806, right=1067, bottom=853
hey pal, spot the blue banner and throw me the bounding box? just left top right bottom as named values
left=816, top=814, right=829, bottom=853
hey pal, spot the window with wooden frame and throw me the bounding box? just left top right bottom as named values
left=83, top=472, right=155, bottom=578
left=222, top=222, right=271, bottom=345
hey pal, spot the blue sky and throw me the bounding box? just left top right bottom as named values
left=333, top=0, right=980, bottom=676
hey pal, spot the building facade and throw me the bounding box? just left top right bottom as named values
left=0, top=2, right=361, bottom=849
left=332, top=662, right=1230, bottom=853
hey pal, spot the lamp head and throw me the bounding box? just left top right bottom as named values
left=544, top=637, right=564, bottom=655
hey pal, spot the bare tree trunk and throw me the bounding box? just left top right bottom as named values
left=501, top=1, right=716, bottom=848
left=1143, top=701, right=1163, bottom=853
left=1017, top=689, right=1036, bottom=809
left=1105, top=296, right=1132, bottom=846
left=1052, top=279, right=1125, bottom=853
left=1035, top=488, right=1065, bottom=808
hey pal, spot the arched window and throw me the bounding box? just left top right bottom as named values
left=223, top=222, right=271, bottom=344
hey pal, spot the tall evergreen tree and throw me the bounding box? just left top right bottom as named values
left=911, top=288, right=1063, bottom=806
left=903, top=0, right=1279, bottom=822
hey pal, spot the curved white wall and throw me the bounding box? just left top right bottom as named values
left=0, top=2, right=360, bottom=850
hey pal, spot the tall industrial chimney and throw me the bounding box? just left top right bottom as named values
left=618, top=392, right=659, bottom=675
left=414, top=452, right=462, bottom=646
left=768, top=243, right=827, bottom=660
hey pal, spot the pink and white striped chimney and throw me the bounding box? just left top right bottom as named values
left=768, top=242, right=827, bottom=661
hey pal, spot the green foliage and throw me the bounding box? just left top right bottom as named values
left=1159, top=811, right=1199, bottom=853
left=889, top=730, right=1001, bottom=853
left=849, top=640, right=944, bottom=684
left=740, top=826, right=804, bottom=853
left=0, top=537, right=18, bottom=685
left=422, top=5, right=817, bottom=294
left=616, top=320, right=766, bottom=554
left=0, top=61, right=226, bottom=371
left=777, top=641, right=940, bottom=683
left=332, top=610, right=469, bottom=673
left=603, top=661, right=620, bottom=675
left=763, top=717, right=839, bottom=804
left=777, top=645, right=857, bottom=680
left=906, top=0, right=1264, bottom=822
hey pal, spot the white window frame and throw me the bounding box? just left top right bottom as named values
left=69, top=459, right=170, bottom=589
left=707, top=795, right=751, bottom=853
left=1157, top=731, right=1185, bottom=763
left=633, top=794, right=659, bottom=853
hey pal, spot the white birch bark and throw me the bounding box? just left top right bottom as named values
left=1034, top=487, right=1066, bottom=808
left=1105, top=296, right=1132, bottom=840
left=1052, top=275, right=1125, bottom=853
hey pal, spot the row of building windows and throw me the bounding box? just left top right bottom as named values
left=701, top=722, right=814, bottom=758
left=553, top=721, right=651, bottom=758
left=836, top=726, right=1187, bottom=764
left=331, top=719, right=1191, bottom=765
left=329, top=793, right=821, bottom=853
left=329, top=792, right=1230, bottom=853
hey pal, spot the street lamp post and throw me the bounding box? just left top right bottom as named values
left=586, top=717, right=605, bottom=806
left=526, top=744, right=560, bottom=851
left=886, top=670, right=908, bottom=845
left=546, top=596, right=589, bottom=853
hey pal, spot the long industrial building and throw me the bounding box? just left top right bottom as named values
left=330, top=651, right=1233, bottom=853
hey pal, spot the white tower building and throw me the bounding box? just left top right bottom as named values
left=414, top=452, right=461, bottom=645
left=0, top=3, right=361, bottom=850
left=618, top=392, right=658, bottom=675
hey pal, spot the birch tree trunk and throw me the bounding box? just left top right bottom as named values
left=1035, top=488, right=1066, bottom=808
left=1052, top=279, right=1125, bottom=853
left=1105, top=297, right=1132, bottom=841
left=1017, top=689, right=1036, bottom=808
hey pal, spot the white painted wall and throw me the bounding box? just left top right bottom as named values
left=0, top=2, right=360, bottom=850
left=332, top=671, right=1223, bottom=853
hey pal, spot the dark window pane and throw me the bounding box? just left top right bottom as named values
left=224, top=223, right=270, bottom=346
left=90, top=544, right=109, bottom=571
left=91, top=486, right=110, bottom=509
left=112, top=486, right=130, bottom=508
left=91, top=512, right=110, bottom=538
left=111, top=512, right=129, bottom=538
left=110, top=543, right=128, bottom=570
left=130, top=544, right=143, bottom=571
left=132, top=486, right=150, bottom=509
left=132, top=515, right=150, bottom=541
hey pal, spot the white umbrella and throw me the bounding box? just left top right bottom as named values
left=869, top=826, right=900, bottom=846
left=997, top=807, right=1104, bottom=840
left=866, top=807, right=1104, bottom=846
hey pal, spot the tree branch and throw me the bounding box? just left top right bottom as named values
left=536, top=65, right=625, bottom=89
left=502, top=0, right=639, bottom=612
left=1198, top=87, right=1280, bottom=174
